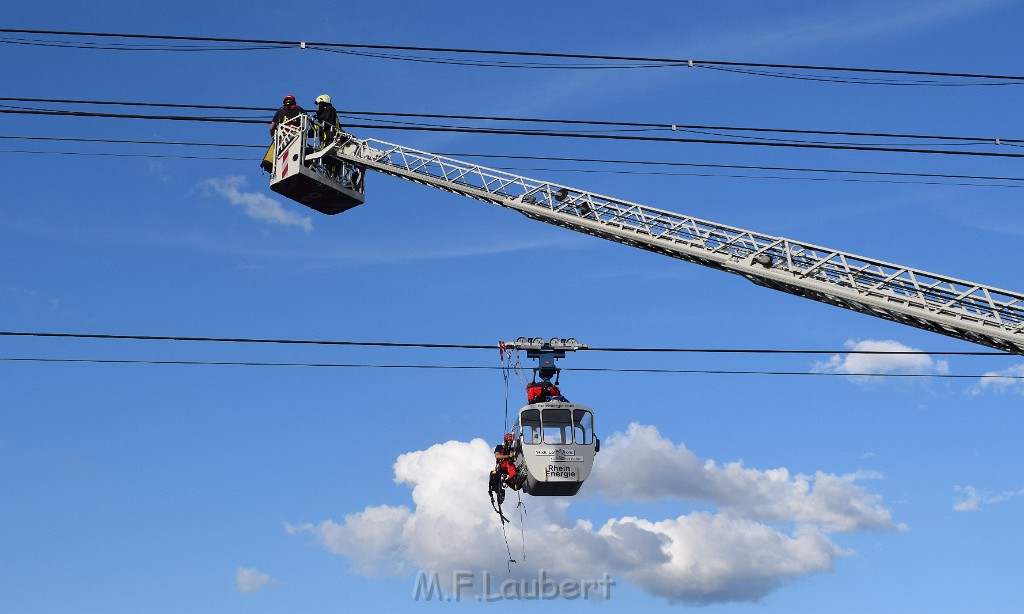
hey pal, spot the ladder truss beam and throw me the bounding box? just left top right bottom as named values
left=329, top=137, right=1024, bottom=354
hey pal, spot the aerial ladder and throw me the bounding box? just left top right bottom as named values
left=268, top=114, right=1024, bottom=355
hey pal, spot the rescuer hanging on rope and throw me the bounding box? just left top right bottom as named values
left=488, top=433, right=524, bottom=523
left=495, top=433, right=523, bottom=489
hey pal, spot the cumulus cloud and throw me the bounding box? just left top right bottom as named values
left=589, top=424, right=901, bottom=532
left=812, top=339, right=949, bottom=380
left=953, top=485, right=1024, bottom=512
left=199, top=175, right=312, bottom=232
left=613, top=515, right=838, bottom=603
left=288, top=426, right=902, bottom=604
left=971, top=363, right=1024, bottom=395
left=235, top=567, right=274, bottom=593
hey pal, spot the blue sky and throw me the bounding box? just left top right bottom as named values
left=2, top=1, right=1024, bottom=612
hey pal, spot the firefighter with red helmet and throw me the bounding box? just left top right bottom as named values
left=488, top=432, right=524, bottom=522
left=270, top=94, right=305, bottom=135
left=262, top=94, right=307, bottom=173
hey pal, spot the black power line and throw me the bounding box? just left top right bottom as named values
left=4, top=97, right=1020, bottom=146
left=1, top=357, right=1018, bottom=379
left=452, top=153, right=1024, bottom=184
left=0, top=108, right=261, bottom=123
left=4, top=135, right=1024, bottom=188
left=479, top=164, right=1024, bottom=189
left=3, top=28, right=1023, bottom=83
left=3, top=149, right=254, bottom=161
left=0, top=134, right=262, bottom=148
left=1, top=331, right=1012, bottom=356
left=6, top=151, right=1023, bottom=187
left=3, top=107, right=1022, bottom=158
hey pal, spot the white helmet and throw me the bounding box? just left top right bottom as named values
left=315, top=94, right=331, bottom=105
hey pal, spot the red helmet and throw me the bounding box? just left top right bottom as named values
left=504, top=433, right=515, bottom=443
left=283, top=94, right=296, bottom=104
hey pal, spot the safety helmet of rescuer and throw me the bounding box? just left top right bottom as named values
left=283, top=94, right=296, bottom=104
left=315, top=94, right=331, bottom=105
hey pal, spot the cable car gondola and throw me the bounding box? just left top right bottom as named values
left=493, top=338, right=598, bottom=499
left=511, top=397, right=598, bottom=496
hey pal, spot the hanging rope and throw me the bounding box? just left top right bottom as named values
left=516, top=490, right=528, bottom=564
left=493, top=341, right=528, bottom=571
left=501, top=515, right=517, bottom=572
left=487, top=469, right=516, bottom=570
left=499, top=341, right=511, bottom=432
left=498, top=342, right=526, bottom=430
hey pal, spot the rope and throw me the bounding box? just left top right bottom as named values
left=494, top=341, right=528, bottom=570
left=501, top=514, right=517, bottom=572
left=516, top=491, right=528, bottom=564
left=500, top=341, right=511, bottom=432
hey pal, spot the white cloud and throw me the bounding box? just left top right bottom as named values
left=199, top=175, right=312, bottom=232
left=612, top=515, right=838, bottom=604
left=812, top=339, right=949, bottom=380
left=322, top=235, right=585, bottom=265
left=286, top=505, right=413, bottom=576
left=288, top=425, right=901, bottom=604
left=235, top=567, right=274, bottom=593
left=589, top=424, right=902, bottom=533
left=953, top=485, right=1024, bottom=512
left=745, top=0, right=1016, bottom=52
left=147, top=159, right=169, bottom=183
left=971, top=363, right=1024, bottom=395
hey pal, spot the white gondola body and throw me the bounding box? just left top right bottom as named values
left=512, top=401, right=597, bottom=496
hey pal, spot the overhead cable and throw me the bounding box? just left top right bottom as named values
left=2, top=108, right=1021, bottom=158
left=0, top=357, right=1019, bottom=379
left=0, top=331, right=1012, bottom=356
left=2, top=28, right=1023, bottom=83
left=4, top=97, right=1021, bottom=146
left=3, top=135, right=1023, bottom=187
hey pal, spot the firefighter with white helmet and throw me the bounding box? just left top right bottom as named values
left=314, top=93, right=342, bottom=143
